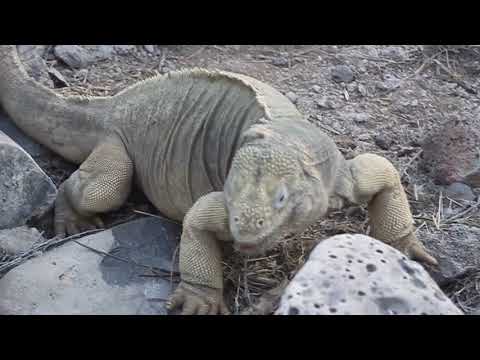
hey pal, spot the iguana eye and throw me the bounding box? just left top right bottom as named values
left=274, top=186, right=288, bottom=209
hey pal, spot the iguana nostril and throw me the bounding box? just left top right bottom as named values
left=233, top=216, right=240, bottom=223
left=257, top=219, right=264, bottom=227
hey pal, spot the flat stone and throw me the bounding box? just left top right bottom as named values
left=0, top=217, right=181, bottom=315
left=0, top=131, right=57, bottom=229
left=54, top=45, right=94, bottom=69
left=275, top=234, right=462, bottom=315
left=0, top=226, right=44, bottom=255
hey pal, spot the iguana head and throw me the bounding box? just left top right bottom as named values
left=224, top=127, right=330, bottom=256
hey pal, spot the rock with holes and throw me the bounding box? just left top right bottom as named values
left=275, top=234, right=463, bottom=315
left=0, top=217, right=181, bottom=315
left=421, top=120, right=480, bottom=187
left=0, top=130, right=57, bottom=229
left=0, top=226, right=44, bottom=255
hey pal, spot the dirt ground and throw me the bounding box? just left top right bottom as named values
left=14, top=45, right=480, bottom=314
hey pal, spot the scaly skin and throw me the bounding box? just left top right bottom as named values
left=0, top=45, right=437, bottom=315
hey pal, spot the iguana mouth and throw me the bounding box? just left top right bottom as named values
left=233, top=233, right=272, bottom=255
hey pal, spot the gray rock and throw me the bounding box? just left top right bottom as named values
left=331, top=65, right=355, bottom=83
left=272, top=57, right=289, bottom=67
left=0, top=131, right=57, bottom=229
left=444, top=182, right=476, bottom=202
left=17, top=45, right=53, bottom=88
left=422, top=225, right=480, bottom=284
left=114, top=45, right=136, bottom=55
left=374, top=135, right=391, bottom=150
left=275, top=234, right=462, bottom=315
left=285, top=91, right=298, bottom=104
left=421, top=121, right=480, bottom=187
left=91, top=45, right=116, bottom=60
left=143, top=45, right=156, bottom=54
left=54, top=45, right=94, bottom=69
left=17, top=45, right=50, bottom=60
left=47, top=67, right=69, bottom=88
left=0, top=227, right=44, bottom=255
left=0, top=217, right=181, bottom=315
left=379, top=46, right=408, bottom=61
left=0, top=111, right=50, bottom=158
left=315, top=96, right=335, bottom=110
left=376, top=73, right=401, bottom=92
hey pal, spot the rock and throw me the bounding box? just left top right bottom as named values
left=315, top=96, right=335, bottom=109
left=0, top=217, right=181, bottom=315
left=379, top=46, right=408, bottom=61
left=351, top=113, right=369, bottom=124
left=421, top=121, right=480, bottom=187
left=143, top=45, right=156, bottom=54
left=0, top=111, right=50, bottom=158
left=54, top=45, right=94, bottom=69
left=331, top=65, right=355, bottom=83
left=90, top=45, right=116, bottom=60
left=357, top=83, right=368, bottom=97
left=374, top=135, right=391, bottom=150
left=272, top=57, right=289, bottom=67
left=444, top=182, right=476, bottom=202
left=114, top=45, right=136, bottom=55
left=0, top=131, right=57, bottom=229
left=376, top=73, right=401, bottom=92
left=0, top=227, right=44, bottom=255
left=285, top=91, right=298, bottom=104
left=275, top=234, right=462, bottom=315
left=17, top=45, right=49, bottom=59
left=47, top=67, right=69, bottom=88
left=16, top=45, right=53, bottom=88
left=421, top=224, right=480, bottom=284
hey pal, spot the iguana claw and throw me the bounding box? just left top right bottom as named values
left=54, top=184, right=104, bottom=237
left=166, top=282, right=230, bottom=315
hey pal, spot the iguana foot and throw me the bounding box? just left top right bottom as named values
left=54, top=184, right=105, bottom=237
left=166, top=282, right=230, bottom=315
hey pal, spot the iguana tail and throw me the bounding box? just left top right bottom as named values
left=0, top=45, right=112, bottom=164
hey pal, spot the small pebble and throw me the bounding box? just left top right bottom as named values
left=285, top=91, right=298, bottom=104
left=331, top=65, right=355, bottom=83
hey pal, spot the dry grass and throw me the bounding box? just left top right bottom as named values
left=443, top=270, right=480, bottom=314
left=222, top=209, right=368, bottom=314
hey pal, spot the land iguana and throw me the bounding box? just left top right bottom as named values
left=0, top=45, right=438, bottom=315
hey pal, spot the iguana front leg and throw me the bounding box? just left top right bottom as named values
left=54, top=135, right=133, bottom=236
left=166, top=191, right=231, bottom=315
left=334, top=153, right=438, bottom=266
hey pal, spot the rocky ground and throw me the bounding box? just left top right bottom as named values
left=0, top=45, right=479, bottom=314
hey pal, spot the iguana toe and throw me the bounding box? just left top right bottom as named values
left=166, top=282, right=230, bottom=315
